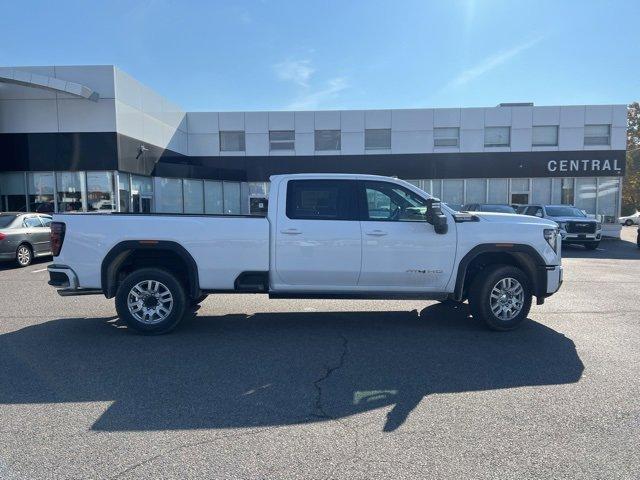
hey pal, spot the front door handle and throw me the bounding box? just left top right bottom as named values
left=365, top=230, right=388, bottom=236
left=281, top=228, right=302, bottom=235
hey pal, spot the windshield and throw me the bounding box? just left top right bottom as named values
left=0, top=216, right=16, bottom=228
left=545, top=206, right=587, bottom=217
left=480, top=205, right=515, bottom=213
left=444, top=203, right=462, bottom=211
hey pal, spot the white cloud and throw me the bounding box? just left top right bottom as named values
left=285, top=77, right=349, bottom=110
left=446, top=36, right=544, bottom=89
left=274, top=59, right=315, bottom=87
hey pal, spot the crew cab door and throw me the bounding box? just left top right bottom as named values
left=357, top=181, right=456, bottom=290
left=274, top=179, right=361, bottom=288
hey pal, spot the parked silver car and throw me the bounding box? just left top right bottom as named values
left=0, top=213, right=53, bottom=267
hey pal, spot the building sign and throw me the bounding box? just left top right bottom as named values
left=547, top=158, right=622, bottom=174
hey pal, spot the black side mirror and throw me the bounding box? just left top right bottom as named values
left=426, top=198, right=448, bottom=235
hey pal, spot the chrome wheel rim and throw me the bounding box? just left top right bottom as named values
left=489, top=277, right=524, bottom=321
left=17, top=246, right=30, bottom=265
left=127, top=280, right=174, bottom=324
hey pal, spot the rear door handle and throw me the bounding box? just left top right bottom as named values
left=281, top=228, right=302, bottom=235
left=365, top=230, right=388, bottom=236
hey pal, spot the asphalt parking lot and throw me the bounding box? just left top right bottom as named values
left=0, top=228, right=638, bottom=479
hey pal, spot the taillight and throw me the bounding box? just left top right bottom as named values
left=50, top=222, right=66, bottom=256
left=0, top=233, right=6, bottom=241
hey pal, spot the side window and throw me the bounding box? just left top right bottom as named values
left=532, top=207, right=544, bottom=218
left=363, top=182, right=428, bottom=222
left=23, top=216, right=43, bottom=228
left=39, top=216, right=52, bottom=227
left=286, top=180, right=356, bottom=220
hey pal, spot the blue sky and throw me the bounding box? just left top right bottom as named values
left=1, top=0, right=638, bottom=111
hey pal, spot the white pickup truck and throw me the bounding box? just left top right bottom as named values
left=48, top=174, right=563, bottom=333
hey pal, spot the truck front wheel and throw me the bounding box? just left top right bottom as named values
left=468, top=265, right=532, bottom=331
left=115, top=268, right=187, bottom=335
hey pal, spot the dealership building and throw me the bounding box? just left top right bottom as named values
left=0, top=65, right=627, bottom=235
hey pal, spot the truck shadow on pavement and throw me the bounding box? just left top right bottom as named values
left=0, top=303, right=584, bottom=432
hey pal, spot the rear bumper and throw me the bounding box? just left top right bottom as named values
left=0, top=252, right=16, bottom=261
left=47, top=264, right=102, bottom=296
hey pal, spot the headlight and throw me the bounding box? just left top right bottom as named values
left=544, top=228, right=559, bottom=251
left=596, top=222, right=602, bottom=230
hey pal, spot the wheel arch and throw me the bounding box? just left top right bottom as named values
left=101, top=240, right=200, bottom=299
left=454, top=244, right=547, bottom=301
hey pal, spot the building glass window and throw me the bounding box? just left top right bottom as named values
left=315, top=130, right=341, bottom=151
left=220, top=131, right=246, bottom=152
left=434, top=128, right=460, bottom=147
left=442, top=179, right=464, bottom=206
left=597, top=178, right=619, bottom=223
left=27, top=172, right=55, bottom=213
left=56, top=172, right=86, bottom=212
left=465, top=179, right=486, bottom=204
left=531, top=178, right=552, bottom=204
left=131, top=175, right=153, bottom=213
left=183, top=179, right=204, bottom=214
left=575, top=178, right=597, bottom=215
left=561, top=178, right=574, bottom=204
left=118, top=172, right=131, bottom=212
left=488, top=178, right=508, bottom=204
left=584, top=124, right=610, bottom=146
left=86, top=172, right=115, bottom=212
left=365, top=129, right=391, bottom=150
left=0, top=172, right=27, bottom=212
left=485, top=127, right=510, bottom=147
left=155, top=177, right=183, bottom=213
left=204, top=181, right=224, bottom=214
left=269, top=131, right=295, bottom=151
left=532, top=126, right=558, bottom=146
left=223, top=181, right=241, bottom=214
left=510, top=178, right=530, bottom=205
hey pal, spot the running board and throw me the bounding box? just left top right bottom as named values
left=57, top=288, right=103, bottom=297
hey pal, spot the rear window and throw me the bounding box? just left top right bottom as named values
left=24, top=217, right=43, bottom=228
left=286, top=180, right=356, bottom=220
left=0, top=216, right=16, bottom=228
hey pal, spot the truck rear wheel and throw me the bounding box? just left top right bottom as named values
left=468, top=265, right=532, bottom=331
left=115, top=268, right=187, bottom=335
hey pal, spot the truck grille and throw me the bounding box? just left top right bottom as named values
left=566, top=221, right=596, bottom=234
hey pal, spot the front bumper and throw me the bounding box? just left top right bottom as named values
left=560, top=230, right=601, bottom=243
left=546, top=265, right=563, bottom=294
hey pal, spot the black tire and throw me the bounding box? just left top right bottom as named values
left=584, top=242, right=599, bottom=250
left=468, top=265, right=532, bottom=331
left=15, top=244, right=33, bottom=267
left=115, top=268, right=187, bottom=335
left=624, top=219, right=633, bottom=226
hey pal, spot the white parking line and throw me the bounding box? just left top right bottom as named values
left=31, top=268, right=47, bottom=273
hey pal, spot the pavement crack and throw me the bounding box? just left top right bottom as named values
left=312, top=334, right=349, bottom=420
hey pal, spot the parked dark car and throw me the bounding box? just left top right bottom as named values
left=462, top=203, right=516, bottom=214
left=0, top=213, right=53, bottom=267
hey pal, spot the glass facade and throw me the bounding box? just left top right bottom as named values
left=0, top=171, right=623, bottom=228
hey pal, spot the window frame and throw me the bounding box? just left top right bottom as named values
left=484, top=126, right=511, bottom=147
left=314, top=129, right=341, bottom=151
left=219, top=130, right=246, bottom=152
left=357, top=180, right=430, bottom=223
left=285, top=179, right=358, bottom=221
left=23, top=216, right=44, bottom=228
left=584, top=124, right=611, bottom=146
left=364, top=128, right=391, bottom=150
left=434, top=127, right=460, bottom=148
left=269, top=130, right=295, bottom=151
left=532, top=125, right=559, bottom=147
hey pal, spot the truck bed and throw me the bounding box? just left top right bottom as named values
left=53, top=213, right=270, bottom=290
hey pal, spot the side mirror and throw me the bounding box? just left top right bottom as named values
left=426, top=198, right=448, bottom=235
